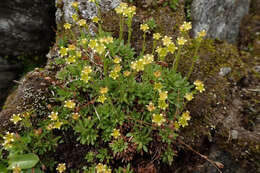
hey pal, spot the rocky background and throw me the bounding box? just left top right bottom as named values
left=0, top=0, right=259, bottom=172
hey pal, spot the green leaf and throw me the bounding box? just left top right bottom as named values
left=8, top=153, right=39, bottom=170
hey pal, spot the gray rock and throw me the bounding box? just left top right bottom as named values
left=0, top=0, right=55, bottom=56
left=219, top=67, right=232, bottom=76
left=231, top=129, right=238, bottom=139
left=56, top=0, right=120, bottom=24
left=191, top=0, right=250, bottom=43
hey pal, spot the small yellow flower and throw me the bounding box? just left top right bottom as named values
left=159, top=91, right=168, bottom=101
left=115, top=2, right=128, bottom=15
left=113, top=56, right=121, bottom=64
left=52, top=121, right=63, bottom=129
left=59, top=47, right=68, bottom=57
left=10, top=114, right=22, bottom=124
left=154, top=82, right=163, bottom=91
left=78, top=19, right=86, bottom=26
left=179, top=21, right=192, bottom=32
left=153, top=33, right=161, bottom=40
left=162, top=36, right=172, bottom=46
left=49, top=112, right=58, bottom=121
left=158, top=100, right=168, bottom=110
left=182, top=111, right=191, bottom=121
left=81, top=73, right=91, bottom=83
left=71, top=1, right=79, bottom=8
left=88, top=0, right=96, bottom=3
left=146, top=102, right=155, bottom=112
left=167, top=43, right=177, bottom=54
left=109, top=71, right=119, bottom=80
left=177, top=37, right=187, bottom=46
left=89, top=39, right=98, bottom=49
left=152, top=113, right=166, bottom=126
left=156, top=47, right=168, bottom=58
left=143, top=54, right=154, bottom=65
left=64, top=100, right=76, bottom=109
left=174, top=121, right=180, bottom=131
left=154, top=70, right=161, bottom=78
left=56, top=163, right=66, bottom=173
left=184, top=93, right=194, bottom=101
left=123, top=6, right=136, bottom=18
left=140, top=24, right=149, bottom=32
left=178, top=117, right=188, bottom=127
left=112, top=129, right=121, bottom=139
left=100, top=87, right=108, bottom=94
left=198, top=30, right=206, bottom=38
left=81, top=38, right=87, bottom=45
left=12, top=165, right=21, bottom=173
left=95, top=44, right=106, bottom=55
left=3, top=132, right=15, bottom=143
left=113, top=64, right=122, bottom=73
left=72, top=13, right=79, bottom=21
left=92, top=16, right=100, bottom=23
left=46, top=123, right=53, bottom=131
left=97, top=95, right=107, bottom=103
left=123, top=71, right=131, bottom=77
left=66, top=56, right=76, bottom=64
left=64, top=23, right=71, bottom=30
left=76, top=50, right=82, bottom=58
left=72, top=112, right=80, bottom=120
left=82, top=66, right=92, bottom=74
left=194, top=80, right=205, bottom=93
left=68, top=44, right=76, bottom=51
left=96, top=163, right=106, bottom=173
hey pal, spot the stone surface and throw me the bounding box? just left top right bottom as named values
left=191, top=0, right=250, bottom=43
left=56, top=0, right=120, bottom=25
left=219, top=67, right=231, bottom=76
left=0, top=0, right=55, bottom=56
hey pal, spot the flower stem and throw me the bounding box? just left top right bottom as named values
left=187, top=42, right=200, bottom=78
left=173, top=46, right=182, bottom=71
left=141, top=33, right=146, bottom=56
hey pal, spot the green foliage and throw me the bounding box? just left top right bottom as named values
left=7, top=153, right=39, bottom=170
left=0, top=1, right=206, bottom=172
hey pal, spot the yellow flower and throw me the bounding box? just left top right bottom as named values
left=89, top=39, right=98, bottom=49
left=113, top=56, right=121, bottom=64
left=95, top=44, right=106, bottom=55
left=158, top=100, right=168, bottom=110
left=112, top=129, right=121, bottom=139
left=72, top=113, right=80, bottom=120
left=46, top=123, right=53, bottom=131
left=100, top=87, right=108, bottom=94
left=82, top=66, right=92, bottom=74
left=174, top=121, right=180, bottom=131
left=123, top=71, right=131, bottom=77
left=143, top=54, right=154, bottom=65
left=66, top=56, right=76, bottom=64
left=123, top=6, right=136, bottom=17
left=109, top=71, right=119, bottom=80
left=52, top=121, right=63, bottom=129
left=81, top=38, right=87, bottom=45
left=113, top=64, right=122, bottom=73
left=64, top=100, right=76, bottom=109
left=49, top=112, right=58, bottom=121
left=96, top=163, right=106, bottom=173
left=92, top=16, right=100, bottom=23
left=194, top=80, right=205, bottom=93
left=153, top=33, right=161, bottom=40
left=3, top=132, right=15, bottom=143
left=154, top=82, right=163, bottom=91
left=81, top=73, right=91, bottom=83
left=76, top=50, right=82, bottom=58
left=154, top=70, right=161, bottom=78
left=182, top=111, right=191, bottom=121
left=179, top=21, right=192, bottom=32
left=10, top=114, right=22, bottom=124
left=152, top=113, right=166, bottom=126
left=78, top=19, right=86, bottom=26
left=12, top=165, right=21, bottom=173
left=198, top=30, right=206, bottom=38
left=184, top=93, right=193, bottom=101
left=156, top=47, right=168, bottom=58
left=64, top=23, right=71, bottom=30
left=72, top=13, right=79, bottom=21
left=68, top=44, right=76, bottom=51
left=146, top=102, right=155, bottom=112
left=71, top=1, right=79, bottom=8
left=162, top=36, right=172, bottom=46
left=167, top=43, right=177, bottom=54
left=56, top=163, right=66, bottom=173
left=88, top=0, right=96, bottom=3
left=115, top=2, right=128, bottom=15
left=140, top=24, right=149, bottom=32
left=159, top=91, right=168, bottom=101
left=177, top=37, right=187, bottom=46
left=178, top=117, right=188, bottom=127
left=59, top=47, right=68, bottom=57
left=97, top=95, right=107, bottom=103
